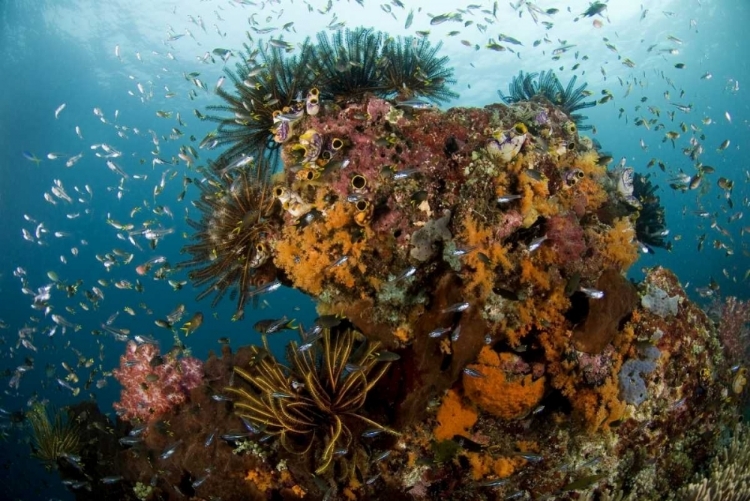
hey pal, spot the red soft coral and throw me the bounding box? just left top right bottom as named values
left=113, top=341, right=203, bottom=424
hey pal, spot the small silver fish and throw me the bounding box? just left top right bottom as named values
left=451, top=325, right=462, bottom=342
left=204, top=428, right=217, bottom=447
left=463, top=367, right=485, bottom=378
left=101, top=476, right=124, bottom=484
left=442, top=302, right=470, bottom=313
left=390, top=266, right=417, bottom=282
left=119, top=436, right=143, bottom=446
left=428, top=326, right=452, bottom=338
left=395, top=99, right=435, bottom=110
left=159, top=440, right=182, bottom=460
left=579, top=287, right=604, bottom=299
left=393, top=168, right=421, bottom=180
left=497, top=194, right=522, bottom=204
left=373, top=450, right=392, bottom=462
left=528, top=235, right=548, bottom=252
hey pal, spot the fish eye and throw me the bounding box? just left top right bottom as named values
left=576, top=170, right=585, bottom=178
left=567, top=141, right=576, bottom=150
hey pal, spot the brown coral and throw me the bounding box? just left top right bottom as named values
left=572, top=269, right=638, bottom=354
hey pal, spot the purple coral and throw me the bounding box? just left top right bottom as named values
left=618, top=345, right=660, bottom=406
left=534, top=110, right=549, bottom=125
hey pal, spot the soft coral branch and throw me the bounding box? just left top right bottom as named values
left=113, top=341, right=203, bottom=424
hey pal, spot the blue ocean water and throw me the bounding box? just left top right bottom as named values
left=0, top=0, right=747, bottom=499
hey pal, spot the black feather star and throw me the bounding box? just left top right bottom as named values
left=204, top=36, right=316, bottom=174
left=179, top=160, right=281, bottom=320
left=377, top=35, right=458, bottom=103
left=310, top=27, right=385, bottom=102
left=499, top=70, right=596, bottom=128
left=310, top=27, right=457, bottom=104
left=633, top=173, right=671, bottom=252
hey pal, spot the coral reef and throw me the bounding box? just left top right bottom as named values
left=205, top=27, right=456, bottom=177
left=706, top=295, right=750, bottom=368
left=112, top=341, right=204, bottom=424
left=92, top=29, right=745, bottom=500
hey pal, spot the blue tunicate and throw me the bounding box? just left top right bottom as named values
left=618, top=358, right=657, bottom=406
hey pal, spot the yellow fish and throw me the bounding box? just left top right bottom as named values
left=181, top=312, right=204, bottom=336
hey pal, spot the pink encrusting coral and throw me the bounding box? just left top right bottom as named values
left=545, top=213, right=587, bottom=266
left=113, top=341, right=204, bottom=423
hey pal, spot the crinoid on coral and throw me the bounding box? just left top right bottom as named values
left=226, top=326, right=399, bottom=474
left=499, top=70, right=596, bottom=128
left=205, top=36, right=315, bottom=172
left=378, top=35, right=458, bottom=103
left=632, top=172, right=671, bottom=252
left=27, top=403, right=81, bottom=469
left=310, top=27, right=385, bottom=102
left=180, top=160, right=280, bottom=319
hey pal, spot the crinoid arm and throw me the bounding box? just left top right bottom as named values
left=378, top=36, right=458, bottom=103
left=27, top=403, right=81, bottom=469
left=499, top=70, right=596, bottom=128
left=229, top=327, right=397, bottom=474
left=179, top=160, right=280, bottom=317
left=311, top=27, right=384, bottom=102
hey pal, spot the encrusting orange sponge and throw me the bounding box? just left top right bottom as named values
left=463, top=347, right=546, bottom=420
left=434, top=388, right=478, bottom=441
